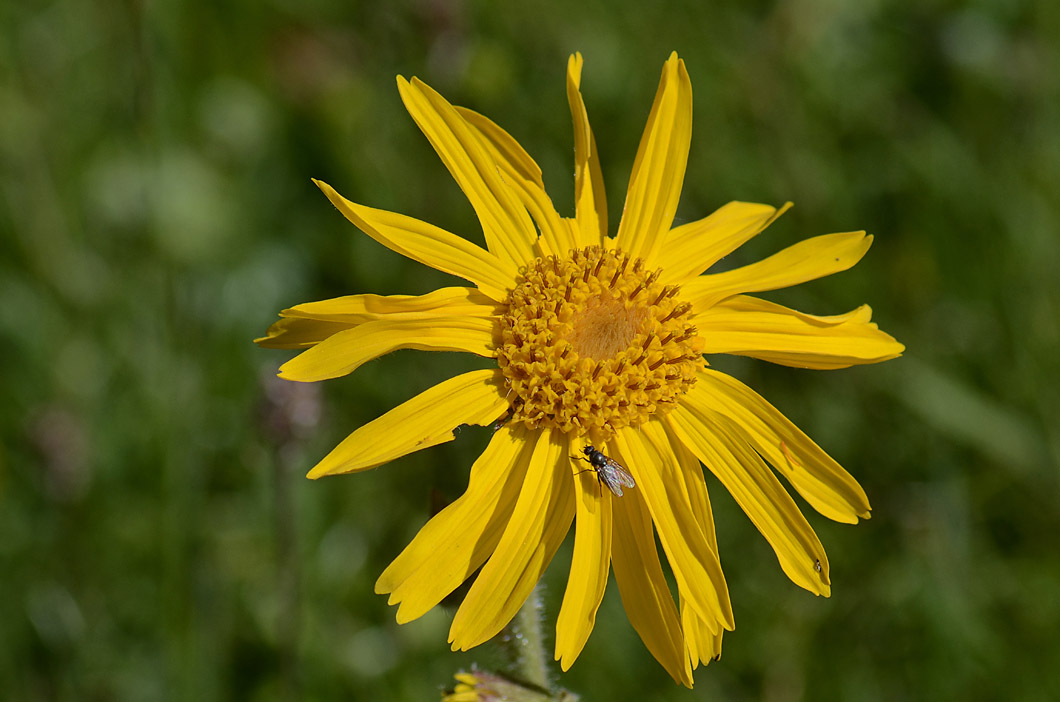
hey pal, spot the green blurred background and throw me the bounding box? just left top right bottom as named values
left=3, top=0, right=1058, bottom=699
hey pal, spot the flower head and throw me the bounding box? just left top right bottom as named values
left=443, top=671, right=492, bottom=702
left=442, top=670, right=559, bottom=702
left=258, top=52, right=904, bottom=686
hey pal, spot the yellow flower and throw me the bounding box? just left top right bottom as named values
left=442, top=670, right=556, bottom=702
left=443, top=671, right=488, bottom=702
left=258, top=52, right=904, bottom=686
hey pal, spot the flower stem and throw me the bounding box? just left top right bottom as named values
left=499, top=583, right=551, bottom=693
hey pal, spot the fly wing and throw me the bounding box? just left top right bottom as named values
left=607, top=457, right=636, bottom=488
left=600, top=457, right=636, bottom=496
left=599, top=471, right=624, bottom=497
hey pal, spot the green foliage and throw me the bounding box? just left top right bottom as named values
left=2, top=0, right=1058, bottom=699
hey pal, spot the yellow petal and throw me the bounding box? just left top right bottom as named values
left=278, top=316, right=495, bottom=382
left=398, top=77, right=538, bottom=267
left=683, top=231, right=873, bottom=312
left=453, top=673, right=479, bottom=686
left=449, top=429, right=575, bottom=650
left=281, top=286, right=500, bottom=323
left=614, top=52, right=692, bottom=266
left=376, top=424, right=530, bottom=623
left=664, top=428, right=725, bottom=667
left=656, top=201, right=792, bottom=285
left=453, top=107, right=543, bottom=188
left=562, top=217, right=587, bottom=253
left=256, top=287, right=499, bottom=350
left=664, top=423, right=719, bottom=553
left=611, top=422, right=733, bottom=633
left=555, top=436, right=613, bottom=670
left=314, top=179, right=518, bottom=301
left=695, top=368, right=871, bottom=523
left=666, top=399, right=831, bottom=596
left=255, top=316, right=358, bottom=350
left=610, top=466, right=693, bottom=688
left=566, top=52, right=608, bottom=247
left=681, top=596, right=724, bottom=669
left=307, top=369, right=508, bottom=478
left=456, top=106, right=574, bottom=257
left=694, top=294, right=906, bottom=369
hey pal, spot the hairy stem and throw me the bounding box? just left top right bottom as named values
left=499, top=583, right=551, bottom=692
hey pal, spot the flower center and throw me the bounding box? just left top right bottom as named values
left=497, top=246, right=704, bottom=437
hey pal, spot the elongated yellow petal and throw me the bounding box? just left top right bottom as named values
left=398, top=77, right=538, bottom=267
left=278, top=316, right=495, bottom=382
left=695, top=369, right=871, bottom=523
left=666, top=400, right=831, bottom=596
left=256, top=287, right=499, bottom=350
left=695, top=294, right=906, bottom=369
left=681, top=595, right=724, bottom=669
left=449, top=429, right=575, bottom=650
left=666, top=429, right=725, bottom=667
left=614, top=52, right=692, bottom=266
left=555, top=437, right=613, bottom=670
left=611, top=423, right=733, bottom=633
left=314, top=179, right=518, bottom=301
left=453, top=107, right=543, bottom=188
left=664, top=424, right=719, bottom=553
left=255, top=317, right=358, bottom=350
left=256, top=287, right=500, bottom=350
left=657, top=202, right=792, bottom=285
left=307, top=369, right=508, bottom=478
left=697, top=293, right=875, bottom=328
left=281, top=287, right=500, bottom=323
left=683, top=231, right=872, bottom=312
left=377, top=424, right=531, bottom=623
left=561, top=217, right=587, bottom=252
left=456, top=106, right=574, bottom=257
left=610, top=467, right=693, bottom=688
left=566, top=52, right=608, bottom=247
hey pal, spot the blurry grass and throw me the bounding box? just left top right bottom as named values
left=2, top=0, right=1059, bottom=700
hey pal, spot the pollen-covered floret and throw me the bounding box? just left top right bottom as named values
left=496, top=245, right=705, bottom=435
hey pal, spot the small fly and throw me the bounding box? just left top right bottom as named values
left=574, top=445, right=636, bottom=497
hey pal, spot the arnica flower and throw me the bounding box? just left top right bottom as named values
left=258, top=52, right=904, bottom=686
left=444, top=672, right=487, bottom=702
left=442, top=670, right=555, bottom=702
